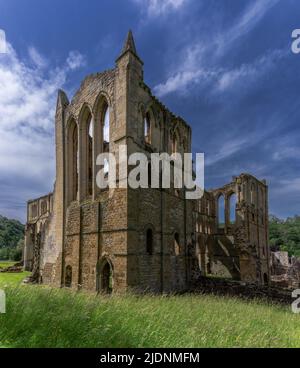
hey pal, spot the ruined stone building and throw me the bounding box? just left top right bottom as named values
left=24, top=31, right=271, bottom=293
left=270, top=251, right=300, bottom=288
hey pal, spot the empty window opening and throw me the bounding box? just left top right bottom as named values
left=144, top=113, right=151, bottom=144
left=87, top=117, right=93, bottom=196
left=31, top=204, right=37, bottom=218
left=217, top=195, right=225, bottom=228
left=72, top=125, right=79, bottom=200
left=41, top=201, right=47, bottom=215
left=103, top=104, right=110, bottom=150
left=172, top=133, right=178, bottom=154
left=229, top=193, right=237, bottom=224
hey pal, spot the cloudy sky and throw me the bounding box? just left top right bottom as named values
left=0, top=0, right=299, bottom=222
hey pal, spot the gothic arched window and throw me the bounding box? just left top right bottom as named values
left=229, top=193, right=237, bottom=224
left=103, top=103, right=110, bottom=150
left=144, top=113, right=151, bottom=144
left=87, top=116, right=93, bottom=196
left=217, top=194, right=225, bottom=228
left=67, top=119, right=78, bottom=203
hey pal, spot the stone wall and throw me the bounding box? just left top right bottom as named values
left=192, top=276, right=293, bottom=305
left=201, top=173, right=270, bottom=285
left=24, top=31, right=272, bottom=295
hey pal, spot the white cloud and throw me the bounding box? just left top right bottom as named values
left=67, top=50, right=86, bottom=70
left=216, top=48, right=288, bottom=92
left=28, top=46, right=48, bottom=68
left=154, top=0, right=280, bottom=97
left=206, top=138, right=248, bottom=166
left=0, top=42, right=85, bottom=221
left=133, top=0, right=187, bottom=16
left=270, top=134, right=300, bottom=161
left=215, top=0, right=279, bottom=53
left=274, top=178, right=300, bottom=194
left=154, top=44, right=217, bottom=96
left=154, top=47, right=287, bottom=97
left=154, top=69, right=203, bottom=96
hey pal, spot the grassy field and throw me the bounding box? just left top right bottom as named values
left=0, top=262, right=30, bottom=288
left=0, top=269, right=299, bottom=348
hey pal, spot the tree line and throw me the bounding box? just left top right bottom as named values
left=269, top=215, right=300, bottom=257
left=0, top=215, right=24, bottom=261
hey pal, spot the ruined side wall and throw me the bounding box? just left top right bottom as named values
left=237, top=174, right=270, bottom=284
left=24, top=193, right=53, bottom=273
left=206, top=174, right=270, bottom=285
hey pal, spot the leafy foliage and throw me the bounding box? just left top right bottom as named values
left=0, top=215, right=24, bottom=260
left=269, top=215, right=300, bottom=257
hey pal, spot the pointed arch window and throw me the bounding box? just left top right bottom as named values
left=217, top=194, right=225, bottom=228
left=67, top=119, right=78, bottom=203
left=73, top=125, right=79, bottom=199
left=229, top=193, right=237, bottom=224
left=87, top=116, right=93, bottom=196
left=103, top=103, right=110, bottom=151
left=172, top=132, right=178, bottom=154
left=144, top=112, right=151, bottom=144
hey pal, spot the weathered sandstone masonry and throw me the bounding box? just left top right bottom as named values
left=24, top=32, right=270, bottom=292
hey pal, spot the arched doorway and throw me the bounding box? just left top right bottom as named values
left=97, top=259, right=113, bottom=294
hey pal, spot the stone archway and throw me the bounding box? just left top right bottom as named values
left=96, top=258, right=113, bottom=294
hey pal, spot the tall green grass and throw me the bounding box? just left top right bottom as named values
left=0, top=286, right=299, bottom=348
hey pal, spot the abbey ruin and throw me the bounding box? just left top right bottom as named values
left=23, top=32, right=270, bottom=293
